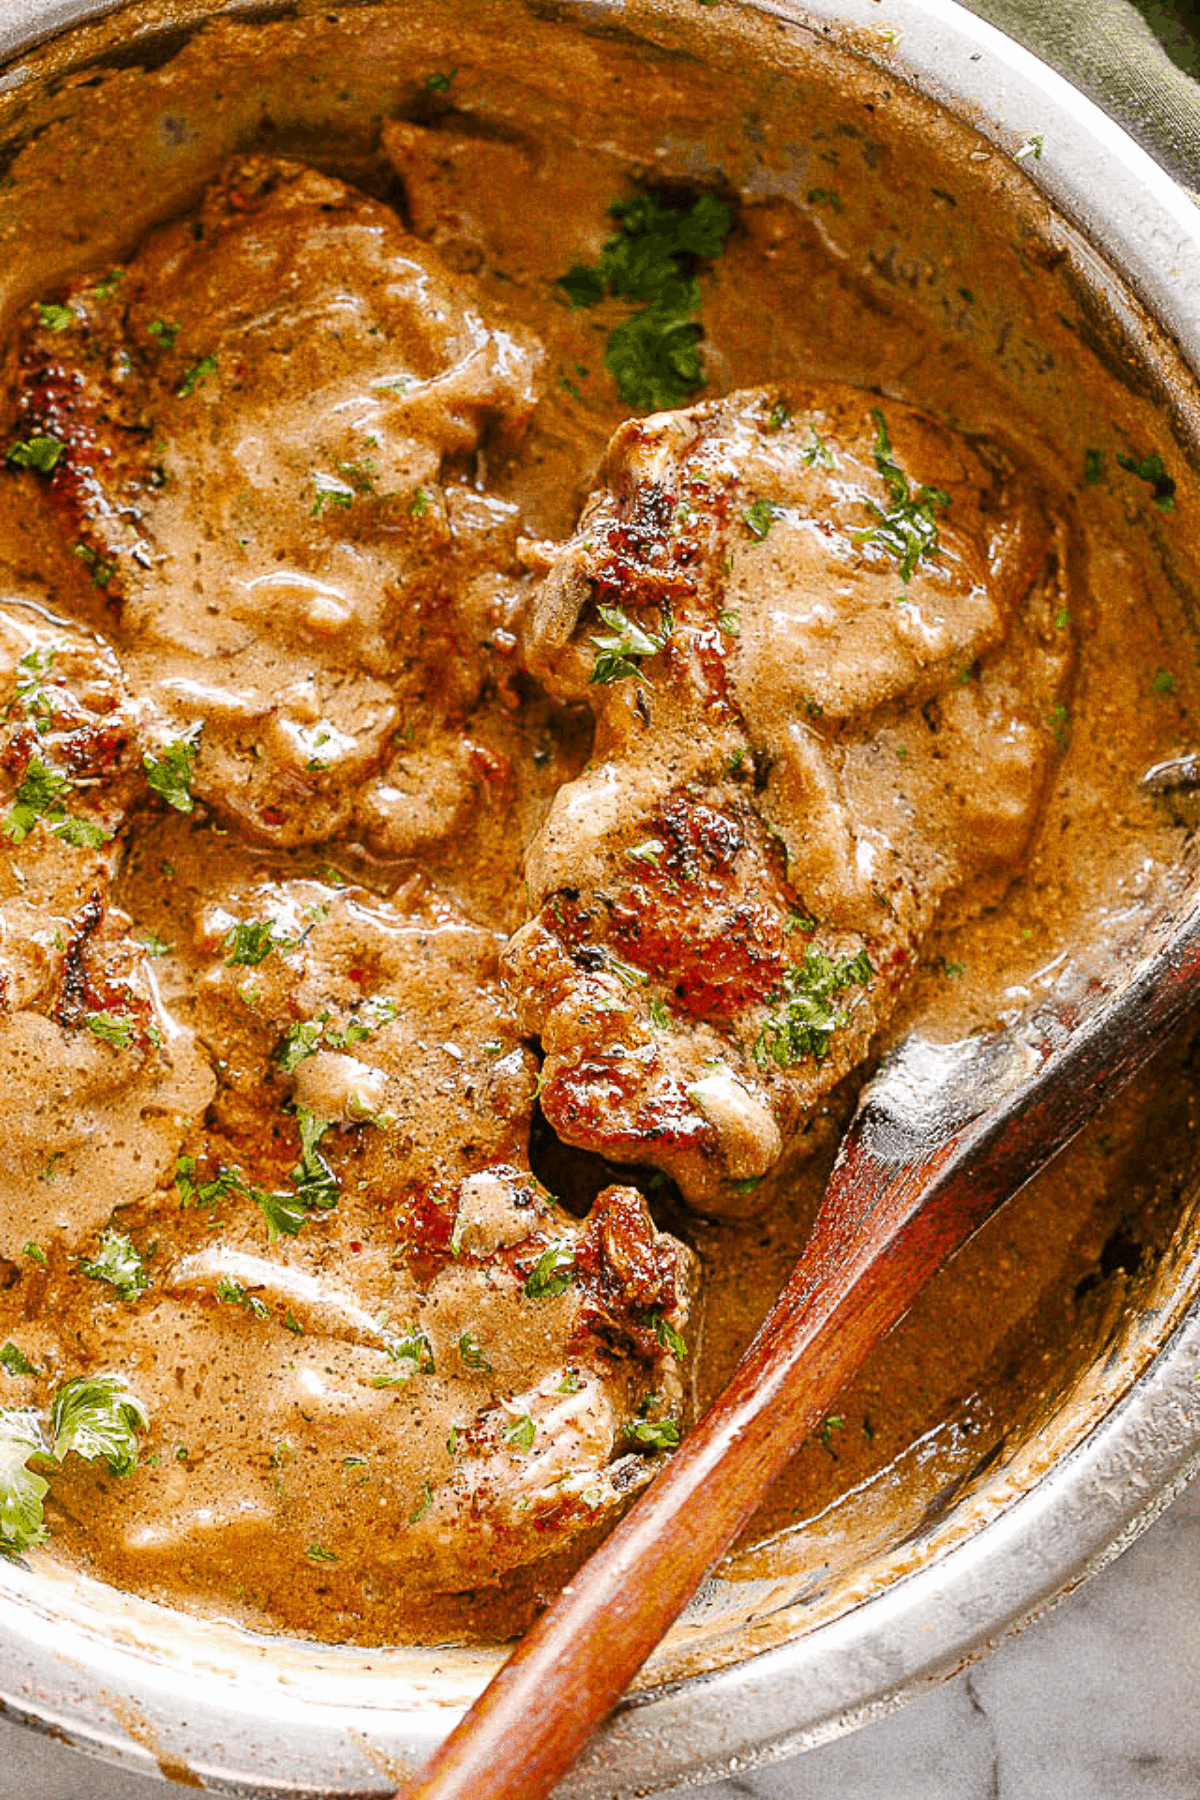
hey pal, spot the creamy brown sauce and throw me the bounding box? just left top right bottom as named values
left=0, top=0, right=1195, bottom=1650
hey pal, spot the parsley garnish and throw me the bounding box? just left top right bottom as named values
left=52, top=1374, right=146, bottom=1474
left=744, top=497, right=781, bottom=540
left=245, top=1111, right=339, bottom=1240
left=83, top=1011, right=135, bottom=1049
left=524, top=1243, right=576, bottom=1299
left=643, top=1311, right=688, bottom=1358
left=306, top=1542, right=338, bottom=1563
left=143, top=726, right=201, bottom=812
left=424, top=66, right=457, bottom=91
left=458, top=1331, right=492, bottom=1372
left=626, top=1417, right=681, bottom=1451
left=177, top=354, right=218, bottom=399
left=557, top=189, right=734, bottom=411
left=1152, top=669, right=1176, bottom=695
left=855, top=408, right=950, bottom=582
left=6, top=434, right=64, bottom=474
left=589, top=603, right=666, bottom=684
left=10, top=646, right=57, bottom=730
left=22, top=1242, right=46, bottom=1267
left=216, top=1275, right=270, bottom=1320
left=0, top=1343, right=39, bottom=1379
left=1117, top=449, right=1176, bottom=513
left=1084, top=447, right=1104, bottom=485
left=74, top=543, right=117, bottom=587
left=252, top=1187, right=310, bottom=1240
left=2, top=757, right=110, bottom=848
left=0, top=1412, right=51, bottom=1554
left=815, top=1412, right=845, bottom=1453
left=92, top=269, right=125, bottom=300
left=503, top=1413, right=536, bottom=1452
left=37, top=303, right=75, bottom=331
left=275, top=998, right=397, bottom=1074
left=409, top=1483, right=434, bottom=1523
left=374, top=1329, right=436, bottom=1384
left=10, top=760, right=70, bottom=837
left=147, top=319, right=179, bottom=348
left=224, top=919, right=294, bottom=967
left=79, top=1229, right=149, bottom=1299
left=753, top=945, right=873, bottom=1067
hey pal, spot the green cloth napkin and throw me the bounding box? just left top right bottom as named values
left=960, top=0, right=1200, bottom=186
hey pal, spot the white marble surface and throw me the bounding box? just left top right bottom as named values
left=3, top=1473, right=1200, bottom=1798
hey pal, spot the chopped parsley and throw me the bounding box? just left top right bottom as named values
left=373, top=1329, right=436, bottom=1385
left=409, top=1482, right=434, bottom=1523
left=0, top=1412, right=51, bottom=1554
left=252, top=1187, right=310, bottom=1241
left=1013, top=134, right=1044, bottom=163
left=626, top=1417, right=681, bottom=1451
left=216, top=1275, right=270, bottom=1321
left=83, top=1011, right=135, bottom=1049
left=424, top=65, right=457, bottom=91
left=815, top=1412, right=845, bottom=1452
left=855, top=408, right=950, bottom=582
left=51, top=1373, right=146, bottom=1475
left=457, top=1330, right=492, bottom=1372
left=143, top=726, right=201, bottom=812
left=276, top=997, right=398, bottom=1074
left=557, top=189, right=734, bottom=411
left=502, top=1413, right=536, bottom=1452
left=1051, top=701, right=1070, bottom=747
left=643, top=1311, right=688, bottom=1358
left=177, top=353, right=218, bottom=399
left=290, top=1109, right=338, bottom=1210
left=1117, top=449, right=1176, bottom=513
left=37, top=303, right=76, bottom=331
left=524, top=1243, right=576, bottom=1300
left=744, top=497, right=781, bottom=541
left=74, top=543, right=117, bottom=588
left=753, top=945, right=873, bottom=1067
left=305, top=1542, right=338, bottom=1563
left=807, top=186, right=843, bottom=212
left=589, top=603, right=666, bottom=684
left=801, top=424, right=835, bottom=470
left=176, top=1157, right=245, bottom=1210
left=2, top=756, right=111, bottom=848
left=147, top=319, right=180, bottom=348
left=78, top=1229, right=150, bottom=1299
left=310, top=474, right=354, bottom=515
left=224, top=918, right=294, bottom=967
left=10, top=646, right=58, bottom=730
left=1084, top=447, right=1104, bottom=485
left=1152, top=668, right=1177, bottom=695
left=92, top=269, right=125, bottom=301
left=0, top=1343, right=39, bottom=1379
left=22, top=1242, right=46, bottom=1267
left=140, top=933, right=173, bottom=957
left=6, top=434, right=64, bottom=475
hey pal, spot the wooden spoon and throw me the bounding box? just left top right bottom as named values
left=397, top=880, right=1200, bottom=1800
